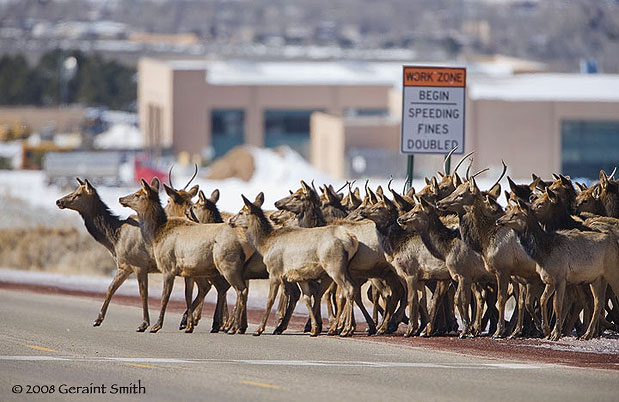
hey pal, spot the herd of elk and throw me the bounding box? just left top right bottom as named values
left=56, top=156, right=619, bottom=341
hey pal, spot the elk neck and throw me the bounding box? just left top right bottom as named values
left=296, top=202, right=327, bottom=228
left=419, top=209, right=459, bottom=261
left=372, top=214, right=408, bottom=257
left=136, top=199, right=167, bottom=245
left=245, top=209, right=274, bottom=253
left=79, top=194, right=123, bottom=256
left=538, top=202, right=590, bottom=232
left=512, top=216, right=553, bottom=266
left=458, top=196, right=496, bottom=254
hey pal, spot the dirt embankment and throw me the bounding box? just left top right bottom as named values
left=206, top=146, right=255, bottom=181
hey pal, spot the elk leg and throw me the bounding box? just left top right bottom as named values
left=353, top=283, right=376, bottom=335
left=539, top=282, right=554, bottom=338
left=387, top=275, right=409, bottom=333
left=135, top=269, right=150, bottom=332
left=298, top=281, right=320, bottom=336
left=422, top=281, right=447, bottom=337
left=525, top=282, right=543, bottom=334
left=550, top=279, right=566, bottom=341
left=185, top=278, right=210, bottom=333
left=180, top=277, right=195, bottom=330
left=255, top=279, right=279, bottom=336
left=94, top=267, right=131, bottom=327
left=509, top=282, right=527, bottom=338
left=404, top=276, right=419, bottom=337
left=150, top=273, right=175, bottom=333
left=324, top=281, right=338, bottom=324
left=493, top=273, right=509, bottom=338
left=455, top=275, right=473, bottom=338
left=582, top=278, right=605, bottom=340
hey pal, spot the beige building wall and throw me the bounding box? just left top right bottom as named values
left=138, top=58, right=394, bottom=158
left=0, top=106, right=85, bottom=133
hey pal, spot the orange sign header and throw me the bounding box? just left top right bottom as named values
left=403, top=66, right=466, bottom=88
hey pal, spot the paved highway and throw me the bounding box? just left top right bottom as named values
left=1, top=289, right=618, bottom=401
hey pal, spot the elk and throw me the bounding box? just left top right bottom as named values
left=119, top=178, right=249, bottom=334
left=56, top=178, right=157, bottom=332
left=497, top=200, right=619, bottom=340
left=229, top=193, right=360, bottom=337
left=273, top=181, right=383, bottom=335
left=437, top=176, right=542, bottom=338
left=397, top=197, right=495, bottom=337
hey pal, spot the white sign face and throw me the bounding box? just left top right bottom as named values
left=401, top=66, right=466, bottom=154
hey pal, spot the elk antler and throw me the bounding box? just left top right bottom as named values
left=183, top=164, right=198, bottom=190
left=471, top=167, right=490, bottom=179
left=610, top=167, right=617, bottom=180
left=168, top=165, right=174, bottom=189
left=465, top=158, right=474, bottom=181
left=387, top=176, right=394, bottom=193
left=443, top=145, right=458, bottom=174
left=453, top=151, right=474, bottom=174
left=489, top=160, right=508, bottom=191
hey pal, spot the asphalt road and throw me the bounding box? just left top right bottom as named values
left=1, top=289, right=618, bottom=402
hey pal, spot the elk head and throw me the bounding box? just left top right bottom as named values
left=437, top=177, right=481, bottom=215
left=274, top=180, right=319, bottom=214
left=119, top=178, right=161, bottom=215
left=358, top=193, right=399, bottom=230
left=496, top=200, right=532, bottom=233
left=186, top=189, right=221, bottom=223
left=397, top=196, right=434, bottom=231
left=575, top=184, right=603, bottom=215
left=56, top=178, right=98, bottom=213
left=228, top=192, right=264, bottom=228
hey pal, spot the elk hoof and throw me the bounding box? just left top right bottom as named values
left=366, top=327, right=377, bottom=336
left=150, top=324, right=162, bottom=333
left=136, top=322, right=148, bottom=332
left=272, top=328, right=284, bottom=335
left=210, top=327, right=219, bottom=333
left=252, top=331, right=261, bottom=337
left=227, top=329, right=237, bottom=335
left=185, top=328, right=193, bottom=334
left=93, top=321, right=102, bottom=327
left=238, top=328, right=247, bottom=335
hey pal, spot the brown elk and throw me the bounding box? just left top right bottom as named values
left=56, top=178, right=157, bottom=332
left=497, top=200, right=619, bottom=340
left=229, top=193, right=360, bottom=337
left=397, top=197, right=495, bottom=337
left=119, top=178, right=249, bottom=334
left=437, top=177, right=542, bottom=338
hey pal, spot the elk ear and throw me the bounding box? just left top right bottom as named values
left=76, top=177, right=84, bottom=186
left=406, top=186, right=416, bottom=197
left=559, top=175, right=571, bottom=187
left=354, top=188, right=360, bottom=198
left=420, top=196, right=433, bottom=210
left=150, top=177, right=160, bottom=192
left=383, top=194, right=396, bottom=210
left=504, top=190, right=511, bottom=204
left=553, top=173, right=560, bottom=180
left=452, top=172, right=462, bottom=187
left=376, top=185, right=384, bottom=198
left=210, top=189, right=220, bottom=203
left=241, top=194, right=253, bottom=210
left=140, top=178, right=151, bottom=194
left=507, top=176, right=517, bottom=191
left=300, top=180, right=311, bottom=195
left=517, top=199, right=530, bottom=211
left=546, top=188, right=558, bottom=202
left=163, top=183, right=177, bottom=199
left=84, top=179, right=95, bottom=194
left=254, top=192, right=265, bottom=207
left=600, top=170, right=609, bottom=190
left=437, top=171, right=445, bottom=178
left=469, top=177, right=478, bottom=193
left=592, top=185, right=601, bottom=200
left=430, top=177, right=438, bottom=194
left=198, top=190, right=207, bottom=204
left=424, top=177, right=431, bottom=185
left=488, top=183, right=501, bottom=199
left=187, top=184, right=199, bottom=198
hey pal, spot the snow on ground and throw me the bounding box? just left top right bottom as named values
left=0, top=146, right=508, bottom=223
left=521, top=334, right=619, bottom=355
left=94, top=123, right=143, bottom=150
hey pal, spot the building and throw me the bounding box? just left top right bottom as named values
left=138, top=58, right=401, bottom=160
left=138, top=58, right=619, bottom=180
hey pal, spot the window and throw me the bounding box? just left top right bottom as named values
left=561, top=120, right=619, bottom=180
left=211, top=109, right=244, bottom=158
left=345, top=108, right=389, bottom=117
left=264, top=109, right=321, bottom=158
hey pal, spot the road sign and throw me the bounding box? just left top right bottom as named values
left=401, top=66, right=466, bottom=154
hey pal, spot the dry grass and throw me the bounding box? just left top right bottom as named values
left=0, top=225, right=116, bottom=275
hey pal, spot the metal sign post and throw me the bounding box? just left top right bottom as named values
left=401, top=66, right=466, bottom=188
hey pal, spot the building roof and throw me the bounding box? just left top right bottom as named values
left=156, top=58, right=619, bottom=102
left=469, top=73, right=619, bottom=102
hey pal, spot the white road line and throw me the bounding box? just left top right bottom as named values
left=0, top=356, right=546, bottom=369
